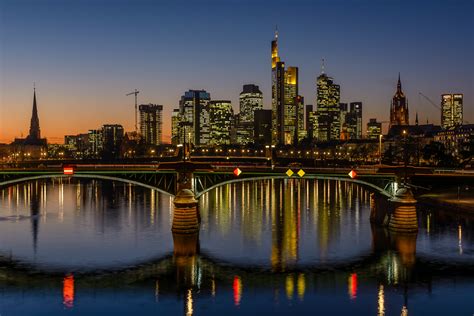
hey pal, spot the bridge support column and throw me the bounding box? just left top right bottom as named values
left=370, top=193, right=391, bottom=226
left=388, top=186, right=418, bottom=233
left=172, top=189, right=199, bottom=234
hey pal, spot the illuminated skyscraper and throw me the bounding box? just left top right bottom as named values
left=271, top=31, right=285, bottom=145
left=389, top=74, right=409, bottom=128
left=271, top=32, right=301, bottom=145
left=209, top=100, right=233, bottom=145
left=441, top=94, right=463, bottom=129
left=366, top=118, right=382, bottom=139
left=179, top=90, right=211, bottom=146
left=139, top=104, right=163, bottom=145
left=171, top=109, right=181, bottom=145
left=315, top=71, right=341, bottom=141
left=237, top=84, right=263, bottom=145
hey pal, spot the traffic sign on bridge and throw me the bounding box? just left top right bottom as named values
left=348, top=170, right=357, bottom=179
left=233, top=168, right=242, bottom=176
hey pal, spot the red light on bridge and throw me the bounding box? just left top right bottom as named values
left=63, top=166, right=74, bottom=175
left=348, top=170, right=357, bottom=179
left=233, top=168, right=242, bottom=177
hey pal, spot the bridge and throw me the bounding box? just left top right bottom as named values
left=0, top=163, right=396, bottom=198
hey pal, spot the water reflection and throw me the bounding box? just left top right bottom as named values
left=0, top=178, right=472, bottom=315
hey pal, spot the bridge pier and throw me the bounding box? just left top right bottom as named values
left=388, top=186, right=418, bottom=233
left=172, top=189, right=200, bottom=234
left=370, top=193, right=391, bottom=226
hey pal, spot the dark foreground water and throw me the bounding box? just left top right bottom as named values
left=0, top=178, right=472, bottom=315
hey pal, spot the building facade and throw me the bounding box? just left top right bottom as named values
left=102, top=124, right=124, bottom=159
left=209, top=100, right=233, bottom=145
left=237, top=84, right=263, bottom=145
left=139, top=104, right=163, bottom=145
left=179, top=90, right=211, bottom=146
left=254, top=109, right=272, bottom=145
left=315, top=72, right=341, bottom=141
left=441, top=94, right=463, bottom=129
left=389, top=74, right=409, bottom=128
left=366, top=118, right=382, bottom=139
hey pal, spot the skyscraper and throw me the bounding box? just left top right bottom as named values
left=209, top=100, right=234, bottom=145
left=171, top=109, right=181, bottom=145
left=179, top=90, right=211, bottom=146
left=315, top=71, right=341, bottom=141
left=139, top=104, right=163, bottom=145
left=254, top=109, right=272, bottom=145
left=237, top=84, right=263, bottom=145
left=441, top=94, right=463, bottom=129
left=271, top=31, right=285, bottom=145
left=389, top=74, right=409, bottom=128
left=102, top=124, right=124, bottom=159
left=271, top=32, right=300, bottom=145
left=349, top=102, right=363, bottom=139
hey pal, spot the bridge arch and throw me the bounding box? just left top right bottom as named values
left=0, top=174, right=175, bottom=197
left=195, top=175, right=394, bottom=198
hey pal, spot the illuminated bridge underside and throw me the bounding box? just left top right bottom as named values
left=0, top=171, right=395, bottom=198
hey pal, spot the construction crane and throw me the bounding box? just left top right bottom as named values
left=418, top=92, right=440, bottom=110
left=126, top=89, right=140, bottom=134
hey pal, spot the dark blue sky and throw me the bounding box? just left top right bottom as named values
left=1, top=0, right=472, bottom=142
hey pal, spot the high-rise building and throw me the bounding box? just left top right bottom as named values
left=171, top=109, right=181, bottom=145
left=389, top=74, right=409, bottom=128
left=139, top=104, right=163, bottom=145
left=295, top=95, right=306, bottom=142
left=271, top=32, right=301, bottom=145
left=366, top=118, right=382, bottom=139
left=271, top=31, right=285, bottom=145
left=102, top=124, right=124, bottom=159
left=237, top=84, right=263, bottom=145
left=305, top=104, right=313, bottom=133
left=179, top=90, right=211, bottom=146
left=441, top=94, right=463, bottom=129
left=88, top=129, right=103, bottom=157
left=209, top=100, right=233, bottom=145
left=348, top=102, right=363, bottom=139
left=315, top=71, right=341, bottom=141
left=254, top=109, right=272, bottom=145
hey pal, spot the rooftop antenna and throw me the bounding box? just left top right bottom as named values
left=321, top=58, right=325, bottom=74
left=275, top=25, right=278, bottom=39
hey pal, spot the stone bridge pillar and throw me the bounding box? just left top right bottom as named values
left=388, top=186, right=418, bottom=233
left=172, top=189, right=199, bottom=234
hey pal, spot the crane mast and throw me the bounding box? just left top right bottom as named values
left=126, top=89, right=140, bottom=134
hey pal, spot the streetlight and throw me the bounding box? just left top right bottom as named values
left=402, top=129, right=408, bottom=183
left=378, top=134, right=383, bottom=166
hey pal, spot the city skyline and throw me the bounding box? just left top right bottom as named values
left=1, top=0, right=473, bottom=144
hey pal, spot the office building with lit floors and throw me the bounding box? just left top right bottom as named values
left=101, top=124, right=124, bottom=159
left=237, top=84, right=263, bottom=145
left=179, top=90, right=211, bottom=146
left=139, top=104, right=163, bottom=145
left=367, top=119, right=382, bottom=139
left=209, top=100, right=234, bottom=145
left=441, top=94, right=463, bottom=129
left=314, top=71, right=341, bottom=141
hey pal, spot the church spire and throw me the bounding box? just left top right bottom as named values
left=397, top=72, right=402, bottom=93
left=29, top=85, right=41, bottom=140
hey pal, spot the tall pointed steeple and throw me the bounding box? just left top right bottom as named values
left=28, top=86, right=41, bottom=140
left=397, top=72, right=402, bottom=93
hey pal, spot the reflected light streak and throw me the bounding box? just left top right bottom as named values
left=63, top=274, right=74, bottom=309
left=378, top=284, right=385, bottom=315
left=186, top=289, right=193, bottom=316
left=286, top=274, right=294, bottom=300
left=297, top=273, right=305, bottom=301
left=458, top=225, right=463, bottom=255
left=401, top=305, right=408, bottom=316
left=233, top=276, right=242, bottom=306
left=348, top=273, right=357, bottom=300
left=155, top=280, right=159, bottom=302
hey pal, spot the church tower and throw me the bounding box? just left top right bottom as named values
left=389, top=74, right=409, bottom=128
left=28, top=87, right=41, bottom=140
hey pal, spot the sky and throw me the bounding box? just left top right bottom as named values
left=1, top=0, right=473, bottom=144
